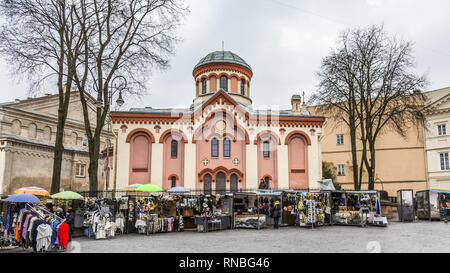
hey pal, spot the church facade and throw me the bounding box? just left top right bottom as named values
left=111, top=51, right=325, bottom=192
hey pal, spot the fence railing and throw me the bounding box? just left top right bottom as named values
left=76, top=188, right=315, bottom=198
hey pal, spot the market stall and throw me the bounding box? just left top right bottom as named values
left=190, top=194, right=233, bottom=232
left=80, top=196, right=128, bottom=239
left=128, top=194, right=179, bottom=235
left=233, top=190, right=282, bottom=229
left=397, top=189, right=415, bottom=222
left=0, top=194, right=70, bottom=252
left=327, top=190, right=386, bottom=227
left=416, top=188, right=450, bottom=221
left=281, top=190, right=300, bottom=226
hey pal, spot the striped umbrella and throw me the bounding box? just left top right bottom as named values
left=15, top=186, right=50, bottom=197
left=123, top=184, right=143, bottom=191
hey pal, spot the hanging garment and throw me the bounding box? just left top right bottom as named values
left=93, top=213, right=107, bottom=239
left=14, top=224, right=20, bottom=242
left=27, top=217, right=38, bottom=245
left=115, top=214, right=125, bottom=234
left=57, top=222, right=69, bottom=249
left=31, top=220, right=44, bottom=252
left=36, top=223, right=52, bottom=252
left=50, top=220, right=60, bottom=246
left=105, top=221, right=115, bottom=238
left=21, top=214, right=33, bottom=240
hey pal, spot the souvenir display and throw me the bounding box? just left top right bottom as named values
left=80, top=197, right=127, bottom=239
left=329, top=191, right=381, bottom=226
left=294, top=192, right=330, bottom=227
left=132, top=195, right=182, bottom=235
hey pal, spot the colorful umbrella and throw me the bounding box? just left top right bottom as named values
left=167, top=186, right=190, bottom=193
left=2, top=193, right=40, bottom=203
left=123, top=184, right=143, bottom=191
left=15, top=186, right=50, bottom=197
left=51, top=191, right=84, bottom=200
left=136, top=184, right=163, bottom=193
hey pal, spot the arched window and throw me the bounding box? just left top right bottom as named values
left=204, top=174, right=212, bottom=194
left=230, top=174, right=238, bottom=192
left=216, top=172, right=226, bottom=194
left=202, top=78, right=207, bottom=94
left=171, top=139, right=178, bottom=158
left=220, top=75, right=228, bottom=91
left=171, top=176, right=177, bottom=188
left=263, top=141, right=270, bottom=158
left=211, top=137, right=219, bottom=157
left=240, top=79, right=245, bottom=95
left=223, top=137, right=231, bottom=157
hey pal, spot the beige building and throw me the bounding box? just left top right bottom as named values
left=309, top=101, right=428, bottom=196
left=0, top=91, right=107, bottom=196
left=423, top=87, right=450, bottom=189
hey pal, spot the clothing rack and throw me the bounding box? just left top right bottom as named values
left=26, top=203, right=64, bottom=223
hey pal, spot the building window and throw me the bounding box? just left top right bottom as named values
left=240, top=79, right=245, bottom=95
left=220, top=76, right=228, bottom=91
left=75, top=163, right=86, bottom=177
left=202, top=78, right=207, bottom=94
left=440, top=152, right=450, bottom=171
left=171, top=176, right=177, bottom=188
left=336, top=134, right=344, bottom=145
left=223, top=137, right=231, bottom=157
left=438, top=124, right=447, bottom=136
left=263, top=141, right=270, bottom=158
left=82, top=135, right=88, bottom=146
left=171, top=140, right=178, bottom=158
left=211, top=137, right=219, bottom=157
left=337, top=164, right=345, bottom=176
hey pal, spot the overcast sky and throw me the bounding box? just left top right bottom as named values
left=0, top=0, right=449, bottom=110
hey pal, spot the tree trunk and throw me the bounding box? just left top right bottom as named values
left=87, top=137, right=100, bottom=197
left=349, top=118, right=360, bottom=190
left=368, top=142, right=376, bottom=190
left=50, top=122, right=65, bottom=194
left=50, top=83, right=72, bottom=194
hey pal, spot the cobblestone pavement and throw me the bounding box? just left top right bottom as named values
left=3, top=221, right=450, bottom=253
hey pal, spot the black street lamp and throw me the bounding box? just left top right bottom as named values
left=94, top=76, right=127, bottom=197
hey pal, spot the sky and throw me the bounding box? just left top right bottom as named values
left=0, top=0, right=449, bottom=110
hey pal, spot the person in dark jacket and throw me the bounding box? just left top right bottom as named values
left=65, top=211, right=74, bottom=242
left=270, top=201, right=281, bottom=229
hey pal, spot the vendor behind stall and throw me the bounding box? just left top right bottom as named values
left=270, top=201, right=281, bottom=229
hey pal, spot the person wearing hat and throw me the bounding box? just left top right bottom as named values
left=270, top=201, right=281, bottom=229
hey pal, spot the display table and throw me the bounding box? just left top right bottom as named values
left=234, top=214, right=265, bottom=229
left=332, top=211, right=364, bottom=226
left=194, top=215, right=231, bottom=232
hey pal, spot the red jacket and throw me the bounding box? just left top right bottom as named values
left=57, top=222, right=69, bottom=248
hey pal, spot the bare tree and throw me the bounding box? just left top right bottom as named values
left=350, top=25, right=427, bottom=189
left=0, top=0, right=83, bottom=194
left=311, top=25, right=427, bottom=190
left=310, top=30, right=363, bottom=190
left=67, top=0, right=188, bottom=193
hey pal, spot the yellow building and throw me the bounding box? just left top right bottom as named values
left=308, top=99, right=428, bottom=196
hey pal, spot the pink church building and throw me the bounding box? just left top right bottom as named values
left=111, top=51, right=325, bottom=192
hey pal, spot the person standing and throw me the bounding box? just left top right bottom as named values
left=270, top=201, right=281, bottom=229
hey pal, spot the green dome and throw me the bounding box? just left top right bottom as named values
left=194, top=51, right=252, bottom=71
